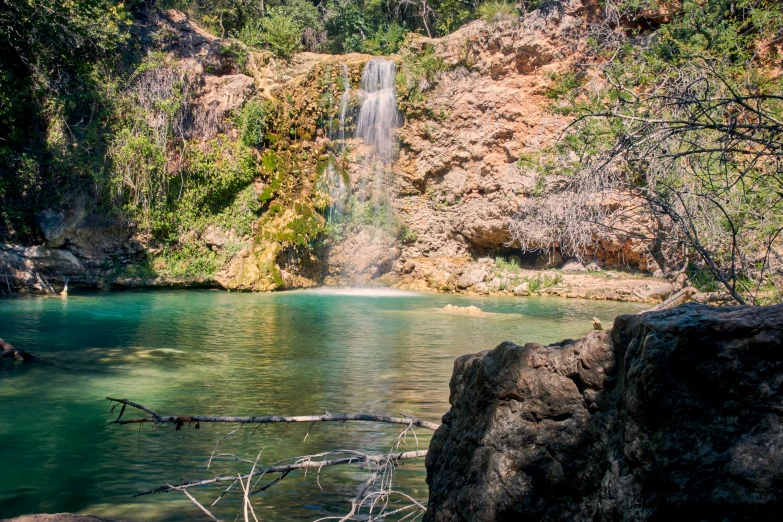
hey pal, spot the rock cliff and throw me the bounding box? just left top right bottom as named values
left=1, top=1, right=671, bottom=300
left=425, top=303, right=783, bottom=520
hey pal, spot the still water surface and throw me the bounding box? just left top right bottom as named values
left=0, top=289, right=645, bottom=520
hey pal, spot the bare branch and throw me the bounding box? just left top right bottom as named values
left=134, top=449, right=428, bottom=496
left=105, top=397, right=440, bottom=431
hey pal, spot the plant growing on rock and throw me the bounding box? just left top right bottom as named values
left=477, top=1, right=519, bottom=22
left=511, top=0, right=783, bottom=305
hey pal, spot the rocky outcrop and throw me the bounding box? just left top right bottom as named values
left=425, top=304, right=783, bottom=521
left=392, top=1, right=587, bottom=257
left=386, top=0, right=663, bottom=292
left=2, top=2, right=675, bottom=297
left=0, top=243, right=86, bottom=290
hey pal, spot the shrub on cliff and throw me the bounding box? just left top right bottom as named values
left=477, top=1, right=519, bottom=22
left=512, top=0, right=783, bottom=304
left=238, top=10, right=304, bottom=58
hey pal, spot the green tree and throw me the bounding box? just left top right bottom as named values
left=0, top=0, right=130, bottom=239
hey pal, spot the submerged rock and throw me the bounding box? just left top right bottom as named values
left=442, top=304, right=484, bottom=315
left=425, top=304, right=783, bottom=521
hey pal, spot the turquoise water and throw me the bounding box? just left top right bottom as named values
left=0, top=289, right=645, bottom=520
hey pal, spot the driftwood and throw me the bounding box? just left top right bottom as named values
left=0, top=338, right=37, bottom=362
left=107, top=397, right=436, bottom=521
left=106, top=397, right=440, bottom=431
left=645, top=286, right=698, bottom=313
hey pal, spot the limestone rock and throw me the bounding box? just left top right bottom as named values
left=37, top=209, right=66, bottom=247
left=425, top=304, right=783, bottom=521
left=633, top=281, right=673, bottom=301
left=326, top=227, right=399, bottom=284
left=0, top=243, right=87, bottom=291
left=456, top=267, right=489, bottom=289
left=512, top=282, right=530, bottom=296
left=197, top=74, right=255, bottom=119
left=202, top=225, right=235, bottom=250
left=562, top=258, right=587, bottom=273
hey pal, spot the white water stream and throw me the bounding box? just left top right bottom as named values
left=323, top=59, right=401, bottom=281
left=355, top=59, right=399, bottom=162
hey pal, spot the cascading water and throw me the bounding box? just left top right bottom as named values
left=321, top=59, right=401, bottom=283
left=355, top=59, right=399, bottom=162
left=338, top=64, right=351, bottom=145
left=323, top=65, right=352, bottom=220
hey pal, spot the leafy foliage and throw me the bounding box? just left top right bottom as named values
left=233, top=99, right=273, bottom=147
left=257, top=9, right=305, bottom=57
left=0, top=0, right=131, bottom=239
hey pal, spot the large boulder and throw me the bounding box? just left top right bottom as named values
left=456, top=267, right=489, bottom=289
left=36, top=209, right=66, bottom=247
left=425, top=304, right=783, bottom=521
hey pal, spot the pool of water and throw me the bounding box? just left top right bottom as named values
left=0, top=289, right=646, bottom=520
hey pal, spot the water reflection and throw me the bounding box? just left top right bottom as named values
left=0, top=290, right=646, bottom=520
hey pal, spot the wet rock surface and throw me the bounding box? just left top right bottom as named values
left=425, top=303, right=783, bottom=521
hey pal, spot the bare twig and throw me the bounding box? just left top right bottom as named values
left=134, top=449, right=428, bottom=496
left=176, top=486, right=220, bottom=522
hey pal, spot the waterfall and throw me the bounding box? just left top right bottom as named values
left=338, top=64, right=351, bottom=146
left=355, top=59, right=399, bottom=162
left=322, top=59, right=401, bottom=283
left=323, top=64, right=352, bottom=221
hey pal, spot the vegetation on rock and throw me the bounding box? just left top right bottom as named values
left=512, top=0, right=783, bottom=304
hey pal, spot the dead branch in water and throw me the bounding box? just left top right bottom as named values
left=135, top=448, right=429, bottom=496
left=105, top=397, right=440, bottom=431
left=0, top=338, right=37, bottom=362
left=107, top=397, right=436, bottom=520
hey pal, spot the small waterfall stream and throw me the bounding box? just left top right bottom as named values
left=322, top=58, right=401, bottom=282
left=355, top=59, right=399, bottom=162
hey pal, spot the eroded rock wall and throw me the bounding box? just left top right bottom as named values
left=425, top=303, right=783, bottom=521
left=389, top=0, right=661, bottom=295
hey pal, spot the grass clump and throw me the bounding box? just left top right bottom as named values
left=477, top=1, right=519, bottom=22
left=527, top=272, right=563, bottom=293
left=495, top=256, right=521, bottom=273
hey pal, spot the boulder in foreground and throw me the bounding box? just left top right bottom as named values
left=425, top=303, right=783, bottom=521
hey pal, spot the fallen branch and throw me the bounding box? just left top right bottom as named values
left=107, top=398, right=435, bottom=520
left=0, top=338, right=37, bottom=362
left=645, top=286, right=698, bottom=313
left=105, top=397, right=440, bottom=431
left=35, top=272, right=55, bottom=295
left=134, top=449, right=428, bottom=496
